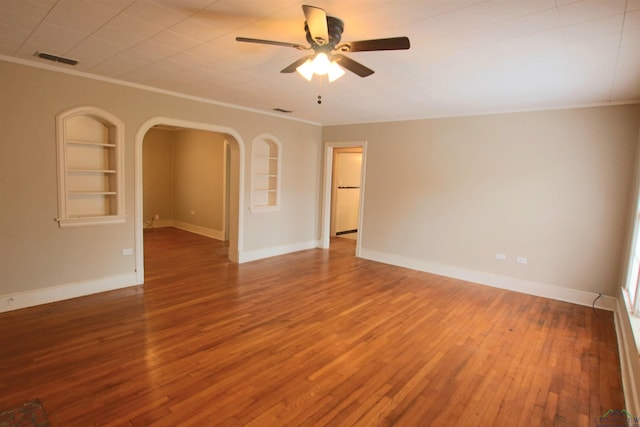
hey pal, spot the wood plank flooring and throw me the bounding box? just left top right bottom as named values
left=0, top=227, right=624, bottom=426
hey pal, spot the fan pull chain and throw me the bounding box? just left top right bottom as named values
left=317, top=76, right=324, bottom=104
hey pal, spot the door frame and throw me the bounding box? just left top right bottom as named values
left=320, top=141, right=367, bottom=255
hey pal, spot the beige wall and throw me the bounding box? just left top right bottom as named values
left=143, top=128, right=226, bottom=232
left=616, top=120, right=640, bottom=416
left=323, top=105, right=640, bottom=296
left=143, top=128, right=174, bottom=223
left=2, top=56, right=638, bottom=303
left=173, top=129, right=226, bottom=231
left=0, top=60, right=321, bottom=295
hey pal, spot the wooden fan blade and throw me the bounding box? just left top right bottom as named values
left=333, top=54, right=374, bottom=77
left=302, top=5, right=329, bottom=46
left=236, top=37, right=307, bottom=50
left=281, top=56, right=312, bottom=73
left=337, top=37, right=410, bottom=52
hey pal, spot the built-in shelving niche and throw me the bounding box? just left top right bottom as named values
left=56, top=106, right=125, bottom=227
left=250, top=135, right=281, bottom=213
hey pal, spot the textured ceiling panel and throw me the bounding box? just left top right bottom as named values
left=0, top=0, right=638, bottom=125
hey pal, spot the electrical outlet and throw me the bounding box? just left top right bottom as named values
left=516, top=256, right=527, bottom=264
left=496, top=253, right=506, bottom=261
left=153, top=213, right=160, bottom=220
left=122, top=248, right=133, bottom=256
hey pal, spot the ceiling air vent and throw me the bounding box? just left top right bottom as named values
left=35, top=51, right=78, bottom=66
left=273, top=108, right=293, bottom=113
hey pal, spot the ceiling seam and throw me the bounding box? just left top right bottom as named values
left=13, top=0, right=59, bottom=56
left=61, top=0, right=138, bottom=58
left=608, top=0, right=630, bottom=102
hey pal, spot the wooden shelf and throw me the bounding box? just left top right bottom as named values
left=69, top=191, right=117, bottom=196
left=66, top=139, right=116, bottom=148
left=68, top=169, right=117, bottom=174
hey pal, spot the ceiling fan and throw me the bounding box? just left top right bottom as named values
left=236, top=4, right=410, bottom=82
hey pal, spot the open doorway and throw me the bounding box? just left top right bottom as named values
left=134, top=118, right=245, bottom=284
left=142, top=126, right=228, bottom=239
left=320, top=141, right=367, bottom=255
left=331, top=148, right=362, bottom=241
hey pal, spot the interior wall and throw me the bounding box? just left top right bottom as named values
left=613, top=119, right=640, bottom=416
left=173, top=129, right=225, bottom=232
left=142, top=128, right=227, bottom=234
left=323, top=104, right=640, bottom=297
left=619, top=121, right=640, bottom=290
left=0, top=60, right=321, bottom=297
left=143, top=128, right=174, bottom=223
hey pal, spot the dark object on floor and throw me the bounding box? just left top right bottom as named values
left=0, top=400, right=49, bottom=427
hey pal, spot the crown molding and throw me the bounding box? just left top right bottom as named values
left=0, top=55, right=321, bottom=127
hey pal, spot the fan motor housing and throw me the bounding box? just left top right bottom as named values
left=305, top=16, right=344, bottom=48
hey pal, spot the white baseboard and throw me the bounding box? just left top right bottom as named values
left=239, top=240, right=319, bottom=263
left=150, top=219, right=173, bottom=228
left=172, top=221, right=225, bottom=241
left=614, top=294, right=640, bottom=415
left=359, top=248, right=617, bottom=311
left=0, top=272, right=139, bottom=313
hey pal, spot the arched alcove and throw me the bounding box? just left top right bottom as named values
left=250, top=133, right=282, bottom=213
left=56, top=106, right=125, bottom=227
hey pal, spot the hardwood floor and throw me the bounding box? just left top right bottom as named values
left=0, top=227, right=624, bottom=426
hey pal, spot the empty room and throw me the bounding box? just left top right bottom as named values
left=1, top=1, right=640, bottom=426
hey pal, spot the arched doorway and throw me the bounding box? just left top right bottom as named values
left=134, top=118, right=245, bottom=284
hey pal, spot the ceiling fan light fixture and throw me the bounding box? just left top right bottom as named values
left=328, top=61, right=345, bottom=82
left=296, top=52, right=345, bottom=82
left=296, top=58, right=315, bottom=81
left=238, top=5, right=410, bottom=81
left=311, top=52, right=331, bottom=75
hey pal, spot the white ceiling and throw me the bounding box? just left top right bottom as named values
left=2, top=0, right=640, bottom=125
